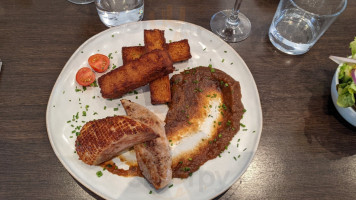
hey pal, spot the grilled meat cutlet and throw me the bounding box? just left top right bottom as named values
left=121, top=99, right=172, bottom=189
left=75, top=116, right=159, bottom=165
left=98, top=49, right=174, bottom=99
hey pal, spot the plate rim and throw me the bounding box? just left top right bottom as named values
left=46, top=19, right=263, bottom=199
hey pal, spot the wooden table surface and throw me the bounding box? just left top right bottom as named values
left=1, top=0, right=356, bottom=199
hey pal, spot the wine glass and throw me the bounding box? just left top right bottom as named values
left=210, top=0, right=251, bottom=42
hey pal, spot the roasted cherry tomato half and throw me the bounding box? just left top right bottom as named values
left=76, top=67, right=96, bottom=86
left=88, top=54, right=110, bottom=73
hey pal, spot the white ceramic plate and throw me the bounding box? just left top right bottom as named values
left=46, top=20, right=263, bottom=200
left=331, top=66, right=356, bottom=126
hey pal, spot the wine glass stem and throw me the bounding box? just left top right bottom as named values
left=228, top=0, right=243, bottom=25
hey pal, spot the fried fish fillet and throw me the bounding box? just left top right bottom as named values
left=98, top=49, right=174, bottom=99
left=75, top=116, right=159, bottom=165
left=121, top=99, right=172, bottom=189
left=122, top=39, right=191, bottom=65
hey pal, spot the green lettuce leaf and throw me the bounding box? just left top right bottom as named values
left=337, top=82, right=356, bottom=108
left=350, top=37, right=356, bottom=59
left=338, top=63, right=353, bottom=83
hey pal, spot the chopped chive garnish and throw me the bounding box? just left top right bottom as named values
left=96, top=171, right=103, bottom=177
left=183, top=167, right=190, bottom=171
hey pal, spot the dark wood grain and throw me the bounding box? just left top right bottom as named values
left=1, top=0, right=356, bottom=199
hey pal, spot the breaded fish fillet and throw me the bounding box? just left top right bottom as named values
left=98, top=49, right=174, bottom=99
left=121, top=99, right=172, bottom=189
left=75, top=116, right=159, bottom=165
left=122, top=39, right=191, bottom=64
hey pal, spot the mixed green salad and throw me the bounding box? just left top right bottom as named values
left=337, top=37, right=356, bottom=108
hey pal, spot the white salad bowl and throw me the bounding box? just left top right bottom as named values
left=331, top=66, right=356, bottom=126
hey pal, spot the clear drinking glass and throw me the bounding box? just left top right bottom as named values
left=67, top=0, right=94, bottom=4
left=210, top=0, right=251, bottom=43
left=269, top=0, right=347, bottom=55
left=95, top=0, right=144, bottom=27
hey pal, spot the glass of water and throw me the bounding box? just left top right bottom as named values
left=95, top=0, right=144, bottom=27
left=68, top=0, right=94, bottom=4
left=269, top=0, right=347, bottom=55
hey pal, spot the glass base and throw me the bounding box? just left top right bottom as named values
left=210, top=10, right=251, bottom=43
left=67, top=0, right=94, bottom=4
left=268, top=25, right=311, bottom=55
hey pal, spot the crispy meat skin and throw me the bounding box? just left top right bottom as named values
left=98, top=49, right=174, bottom=99
left=75, top=116, right=159, bottom=165
left=121, top=99, right=172, bottom=189
left=122, top=39, right=192, bottom=64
